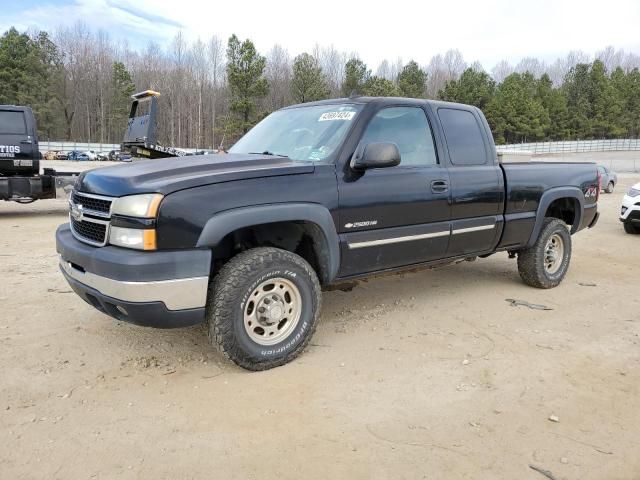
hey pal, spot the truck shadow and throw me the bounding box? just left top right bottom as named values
left=97, top=258, right=522, bottom=370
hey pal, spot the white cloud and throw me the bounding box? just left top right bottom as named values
left=3, top=0, right=640, bottom=69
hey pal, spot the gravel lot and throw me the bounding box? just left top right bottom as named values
left=1, top=170, right=639, bottom=479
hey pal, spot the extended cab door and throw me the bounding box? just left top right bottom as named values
left=336, top=105, right=451, bottom=277
left=433, top=106, right=504, bottom=256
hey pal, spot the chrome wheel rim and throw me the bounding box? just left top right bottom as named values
left=243, top=277, right=302, bottom=346
left=544, top=233, right=564, bottom=274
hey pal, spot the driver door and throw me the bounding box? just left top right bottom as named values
left=336, top=106, right=451, bottom=277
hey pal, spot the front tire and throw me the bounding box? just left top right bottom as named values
left=517, top=218, right=572, bottom=289
left=624, top=223, right=640, bottom=234
left=206, top=247, right=322, bottom=371
left=605, top=182, right=614, bottom=194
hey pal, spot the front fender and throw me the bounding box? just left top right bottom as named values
left=196, top=203, right=340, bottom=283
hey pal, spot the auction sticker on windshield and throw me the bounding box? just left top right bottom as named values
left=318, top=111, right=356, bottom=122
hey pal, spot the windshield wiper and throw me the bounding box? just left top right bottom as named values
left=248, top=151, right=289, bottom=158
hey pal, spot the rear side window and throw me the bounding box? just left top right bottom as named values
left=0, top=111, right=27, bottom=135
left=359, top=107, right=437, bottom=166
left=437, top=108, right=487, bottom=165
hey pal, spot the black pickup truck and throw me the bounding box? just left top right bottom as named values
left=56, top=97, right=600, bottom=370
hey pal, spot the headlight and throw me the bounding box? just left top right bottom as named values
left=109, top=226, right=157, bottom=250
left=112, top=193, right=163, bottom=217
left=109, top=194, right=162, bottom=250
left=628, top=188, right=640, bottom=197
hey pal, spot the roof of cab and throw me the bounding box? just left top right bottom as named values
left=282, top=96, right=477, bottom=112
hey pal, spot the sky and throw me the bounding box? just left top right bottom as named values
left=2, top=0, right=640, bottom=69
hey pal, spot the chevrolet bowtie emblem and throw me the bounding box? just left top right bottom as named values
left=70, top=203, right=83, bottom=222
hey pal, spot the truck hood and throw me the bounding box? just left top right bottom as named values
left=75, top=154, right=315, bottom=196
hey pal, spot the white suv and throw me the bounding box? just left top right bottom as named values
left=620, top=182, right=640, bottom=234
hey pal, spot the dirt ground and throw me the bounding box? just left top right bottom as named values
left=1, top=173, right=639, bottom=480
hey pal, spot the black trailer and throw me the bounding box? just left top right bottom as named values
left=0, top=105, right=77, bottom=203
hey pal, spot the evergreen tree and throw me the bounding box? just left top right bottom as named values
left=589, top=60, right=623, bottom=138
left=535, top=74, right=569, bottom=140
left=291, top=53, right=330, bottom=103
left=397, top=61, right=426, bottom=98
left=485, top=72, right=549, bottom=144
left=0, top=28, right=64, bottom=139
left=563, top=63, right=592, bottom=138
left=362, top=76, right=399, bottom=97
left=439, top=68, right=495, bottom=110
left=342, top=59, right=370, bottom=96
left=109, top=61, right=135, bottom=140
left=226, top=34, right=268, bottom=134
left=619, top=68, right=640, bottom=137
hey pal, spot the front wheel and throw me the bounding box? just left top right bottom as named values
left=605, top=182, right=614, bottom=194
left=206, top=247, right=322, bottom=371
left=624, top=222, right=640, bottom=234
left=517, top=218, right=572, bottom=289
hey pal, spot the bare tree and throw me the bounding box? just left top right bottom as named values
left=264, top=44, right=292, bottom=111
left=491, top=60, right=513, bottom=82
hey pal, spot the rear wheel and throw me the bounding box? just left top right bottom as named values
left=206, top=247, right=322, bottom=371
left=605, top=182, right=614, bottom=194
left=624, top=222, right=640, bottom=234
left=517, top=218, right=572, bottom=289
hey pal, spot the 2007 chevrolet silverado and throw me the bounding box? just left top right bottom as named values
left=56, top=97, right=600, bottom=370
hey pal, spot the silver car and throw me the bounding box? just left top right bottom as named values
left=598, top=165, right=618, bottom=193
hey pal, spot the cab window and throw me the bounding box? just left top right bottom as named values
left=0, top=111, right=27, bottom=135
left=359, top=107, right=437, bottom=166
left=438, top=108, right=487, bottom=166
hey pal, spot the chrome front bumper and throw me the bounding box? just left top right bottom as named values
left=56, top=223, right=211, bottom=328
left=59, top=258, right=208, bottom=311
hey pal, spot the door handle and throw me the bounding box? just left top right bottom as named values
left=431, top=180, right=449, bottom=193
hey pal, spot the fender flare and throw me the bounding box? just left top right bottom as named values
left=526, top=187, right=584, bottom=247
left=196, top=203, right=340, bottom=283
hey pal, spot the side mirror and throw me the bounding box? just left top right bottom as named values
left=352, top=142, right=401, bottom=170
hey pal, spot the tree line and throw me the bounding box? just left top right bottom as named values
left=1, top=24, right=640, bottom=148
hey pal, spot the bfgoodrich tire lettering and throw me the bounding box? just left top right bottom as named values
left=517, top=218, right=572, bottom=289
left=206, top=247, right=321, bottom=371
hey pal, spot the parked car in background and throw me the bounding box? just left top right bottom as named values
left=598, top=165, right=617, bottom=193
left=620, top=183, right=640, bottom=234
left=117, top=152, right=132, bottom=162
left=56, top=151, right=68, bottom=160
left=108, top=150, right=120, bottom=161
left=83, top=150, right=98, bottom=161
left=68, top=150, right=90, bottom=161
left=96, top=151, right=109, bottom=161
left=43, top=151, right=58, bottom=160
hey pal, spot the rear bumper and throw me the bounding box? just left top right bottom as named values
left=56, top=224, right=211, bottom=328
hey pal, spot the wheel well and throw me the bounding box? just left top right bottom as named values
left=545, top=197, right=578, bottom=226
left=211, top=221, right=331, bottom=284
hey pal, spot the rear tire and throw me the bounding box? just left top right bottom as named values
left=624, top=223, right=640, bottom=234
left=206, top=247, right=322, bottom=371
left=517, top=218, right=572, bottom=289
left=605, top=182, right=614, bottom=194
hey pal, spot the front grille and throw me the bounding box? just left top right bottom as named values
left=69, top=190, right=113, bottom=246
left=72, top=192, right=112, bottom=215
left=70, top=217, right=108, bottom=245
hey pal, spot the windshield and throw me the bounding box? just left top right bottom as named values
left=229, top=103, right=362, bottom=162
